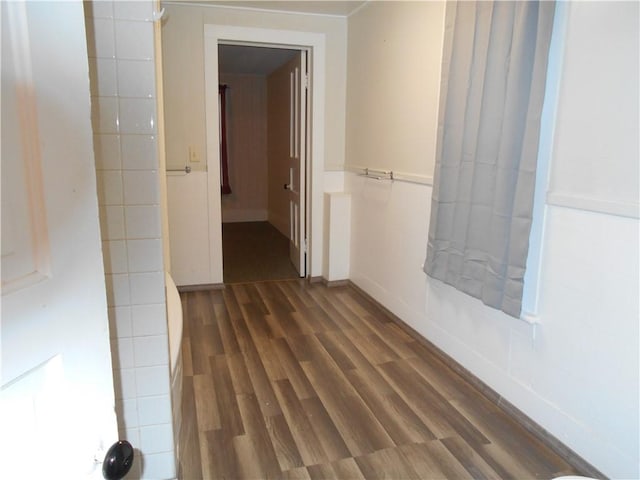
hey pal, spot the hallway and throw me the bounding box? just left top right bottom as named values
left=222, top=222, right=300, bottom=284
left=176, top=280, right=584, bottom=479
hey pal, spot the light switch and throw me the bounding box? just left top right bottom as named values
left=188, top=146, right=199, bottom=163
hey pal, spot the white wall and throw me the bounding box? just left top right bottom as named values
left=345, top=0, right=443, bottom=178
left=345, top=2, right=639, bottom=478
left=161, top=2, right=347, bottom=171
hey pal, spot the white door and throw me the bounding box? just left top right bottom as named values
left=286, top=51, right=307, bottom=276
left=1, top=2, right=118, bottom=478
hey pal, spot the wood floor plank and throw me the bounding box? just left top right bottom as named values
left=345, top=367, right=436, bottom=445
left=210, top=354, right=245, bottom=437
left=330, top=457, right=366, bottom=479
left=406, top=346, right=477, bottom=401
left=300, top=305, right=341, bottom=333
left=241, top=301, right=274, bottom=339
left=277, top=281, right=316, bottom=309
left=315, top=331, right=357, bottom=371
left=304, top=286, right=358, bottom=332
left=451, top=396, right=574, bottom=478
left=226, top=351, right=254, bottom=395
left=243, top=283, right=271, bottom=314
left=306, top=463, right=336, bottom=480
left=215, top=303, right=241, bottom=354
left=273, top=378, right=329, bottom=466
left=361, top=315, right=420, bottom=360
left=202, top=429, right=239, bottom=480
left=354, top=446, right=421, bottom=480
left=236, top=393, right=284, bottom=479
left=343, top=329, right=400, bottom=365
left=229, top=306, right=283, bottom=417
left=281, top=467, right=312, bottom=480
left=222, top=288, right=243, bottom=320
left=399, top=440, right=474, bottom=480
left=272, top=337, right=316, bottom=400
left=301, top=360, right=395, bottom=456
left=378, top=359, right=490, bottom=446
left=288, top=311, right=316, bottom=336
left=264, top=313, right=287, bottom=339
left=264, top=413, right=305, bottom=471
left=315, top=330, right=373, bottom=373
left=181, top=334, right=193, bottom=377
left=253, top=335, right=287, bottom=382
left=230, top=283, right=252, bottom=305
left=233, top=434, right=268, bottom=479
left=189, top=329, right=212, bottom=375
left=300, top=396, right=352, bottom=462
left=180, top=280, right=587, bottom=480
left=441, top=435, right=502, bottom=479
left=177, top=377, right=203, bottom=479
left=192, top=374, right=221, bottom=432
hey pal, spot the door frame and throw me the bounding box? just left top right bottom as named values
left=204, top=25, right=326, bottom=281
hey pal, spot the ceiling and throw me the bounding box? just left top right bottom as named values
left=182, top=1, right=367, bottom=16
left=219, top=45, right=298, bottom=75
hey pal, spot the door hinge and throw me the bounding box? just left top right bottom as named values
left=304, top=238, right=308, bottom=253
left=304, top=73, right=309, bottom=89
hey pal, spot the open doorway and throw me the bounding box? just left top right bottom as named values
left=218, top=44, right=308, bottom=283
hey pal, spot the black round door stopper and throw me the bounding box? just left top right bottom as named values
left=102, top=440, right=134, bottom=480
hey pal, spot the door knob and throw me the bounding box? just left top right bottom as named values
left=102, top=440, right=134, bottom=480
left=284, top=183, right=291, bottom=190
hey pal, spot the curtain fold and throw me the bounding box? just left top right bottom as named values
left=219, top=84, right=232, bottom=195
left=424, top=1, right=555, bottom=318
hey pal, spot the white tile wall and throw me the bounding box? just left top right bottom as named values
left=140, top=423, right=174, bottom=453
left=123, top=171, right=160, bottom=205
left=100, top=205, right=126, bottom=240
left=87, top=17, right=116, bottom=58
left=122, top=135, right=158, bottom=170
left=125, top=205, right=161, bottom=239
left=113, top=1, right=153, bottom=21
left=127, top=239, right=163, bottom=272
left=91, top=97, right=119, bottom=134
left=86, top=1, right=176, bottom=477
left=114, top=20, right=154, bottom=60
left=97, top=170, right=124, bottom=205
left=119, top=98, right=157, bottom=134
left=131, top=304, right=168, bottom=336
left=109, top=306, right=133, bottom=339
left=89, top=58, right=118, bottom=97
left=137, top=395, right=172, bottom=425
left=102, top=240, right=128, bottom=274
left=135, top=366, right=170, bottom=397
left=118, top=60, right=156, bottom=98
left=133, top=335, right=169, bottom=367
left=94, top=134, right=122, bottom=170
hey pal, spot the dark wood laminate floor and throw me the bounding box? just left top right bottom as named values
left=222, top=222, right=300, bottom=284
left=178, top=280, right=584, bottom=479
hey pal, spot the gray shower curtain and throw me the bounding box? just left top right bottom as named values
left=424, top=1, right=556, bottom=318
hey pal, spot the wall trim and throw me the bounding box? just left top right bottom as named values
left=347, top=280, right=607, bottom=480
left=547, top=192, right=640, bottom=219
